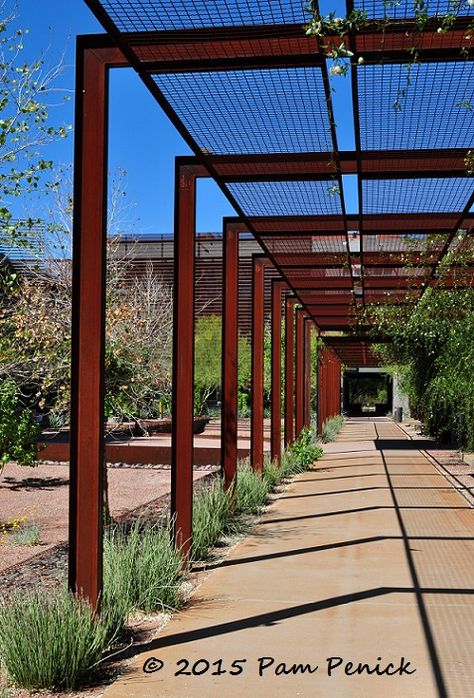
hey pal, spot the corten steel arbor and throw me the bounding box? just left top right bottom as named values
left=71, top=1, right=474, bottom=603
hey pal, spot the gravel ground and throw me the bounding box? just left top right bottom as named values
left=0, top=462, right=217, bottom=576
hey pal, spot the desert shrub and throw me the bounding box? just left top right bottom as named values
left=321, top=414, right=344, bottom=444
left=0, top=589, right=109, bottom=690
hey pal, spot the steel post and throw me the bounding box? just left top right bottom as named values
left=271, top=280, right=283, bottom=464
left=171, top=163, right=197, bottom=557
left=69, top=44, right=110, bottom=605
left=284, top=297, right=296, bottom=446
left=251, top=256, right=265, bottom=472
left=295, top=309, right=305, bottom=438
left=221, top=221, right=240, bottom=490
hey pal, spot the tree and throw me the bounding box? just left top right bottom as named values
left=366, top=286, right=474, bottom=448
left=0, top=1, right=70, bottom=246
left=193, top=314, right=252, bottom=416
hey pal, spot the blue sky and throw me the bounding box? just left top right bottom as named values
left=11, top=0, right=357, bottom=235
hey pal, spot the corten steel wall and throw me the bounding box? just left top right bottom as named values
left=113, top=236, right=274, bottom=336
left=317, top=346, right=342, bottom=436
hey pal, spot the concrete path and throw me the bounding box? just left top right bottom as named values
left=104, top=419, right=474, bottom=698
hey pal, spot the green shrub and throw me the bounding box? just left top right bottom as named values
left=280, top=428, right=323, bottom=476
left=263, top=457, right=281, bottom=491
left=191, top=479, right=231, bottom=560
left=0, top=589, right=109, bottom=690
left=235, top=461, right=270, bottom=515
left=321, top=415, right=344, bottom=444
left=0, top=380, right=39, bottom=469
left=9, top=520, right=41, bottom=546
left=103, top=518, right=183, bottom=627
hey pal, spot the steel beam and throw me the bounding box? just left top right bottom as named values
left=303, top=319, right=312, bottom=429
left=295, top=308, right=305, bottom=439
left=284, top=297, right=296, bottom=447
left=271, top=280, right=284, bottom=464
left=251, top=256, right=266, bottom=472
left=171, top=163, right=197, bottom=556
left=221, top=220, right=240, bottom=491
left=69, top=42, right=110, bottom=605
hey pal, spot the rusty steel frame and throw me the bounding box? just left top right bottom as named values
left=251, top=255, right=267, bottom=472
left=303, top=318, right=313, bottom=429
left=69, top=40, right=128, bottom=605
left=171, top=162, right=197, bottom=557
left=71, top=13, right=474, bottom=606
left=284, top=297, right=296, bottom=446
left=317, top=346, right=343, bottom=436
left=221, top=219, right=241, bottom=491
left=295, top=308, right=306, bottom=439
left=271, top=279, right=284, bottom=464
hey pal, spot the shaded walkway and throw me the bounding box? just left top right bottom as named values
left=105, top=419, right=474, bottom=698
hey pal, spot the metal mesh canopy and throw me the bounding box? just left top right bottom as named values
left=358, top=62, right=474, bottom=151
left=99, top=0, right=307, bottom=31
left=354, top=0, right=474, bottom=19
left=227, top=180, right=343, bottom=216
left=84, top=0, right=474, bottom=363
left=153, top=68, right=332, bottom=155
left=362, top=178, right=473, bottom=214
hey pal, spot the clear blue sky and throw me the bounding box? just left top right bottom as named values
left=12, top=0, right=357, bottom=235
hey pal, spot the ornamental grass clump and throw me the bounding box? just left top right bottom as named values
left=262, top=456, right=281, bottom=491
left=0, top=588, right=109, bottom=690
left=235, top=460, right=270, bottom=515
left=191, top=479, right=232, bottom=560
left=103, top=518, right=183, bottom=624
left=321, top=414, right=345, bottom=443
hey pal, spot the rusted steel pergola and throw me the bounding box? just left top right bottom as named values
left=70, top=0, right=474, bottom=603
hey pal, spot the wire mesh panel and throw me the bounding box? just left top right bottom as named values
left=362, top=178, right=473, bottom=213
left=153, top=67, right=333, bottom=155
left=227, top=180, right=343, bottom=216
left=358, top=62, right=474, bottom=150
left=99, top=0, right=308, bottom=31
left=354, top=0, right=474, bottom=19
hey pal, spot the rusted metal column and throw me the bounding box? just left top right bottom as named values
left=295, top=308, right=305, bottom=438
left=303, top=319, right=312, bottom=429
left=221, top=220, right=239, bottom=491
left=251, top=256, right=265, bottom=472
left=284, top=297, right=296, bottom=446
left=317, top=345, right=327, bottom=437
left=317, top=345, right=342, bottom=435
left=271, top=280, right=283, bottom=464
left=69, top=44, right=109, bottom=605
left=171, top=162, right=197, bottom=556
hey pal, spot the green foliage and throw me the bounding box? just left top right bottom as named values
left=0, top=380, right=39, bottom=468
left=0, top=3, right=70, bottom=243
left=9, top=520, right=40, bottom=546
left=193, top=315, right=252, bottom=415
left=191, top=479, right=232, bottom=560
left=321, top=414, right=345, bottom=444
left=103, top=519, right=183, bottom=625
left=369, top=289, right=474, bottom=449
left=235, top=461, right=271, bottom=515
left=285, top=427, right=324, bottom=469
left=0, top=589, right=109, bottom=690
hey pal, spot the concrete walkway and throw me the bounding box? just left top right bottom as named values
left=104, top=419, right=474, bottom=698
